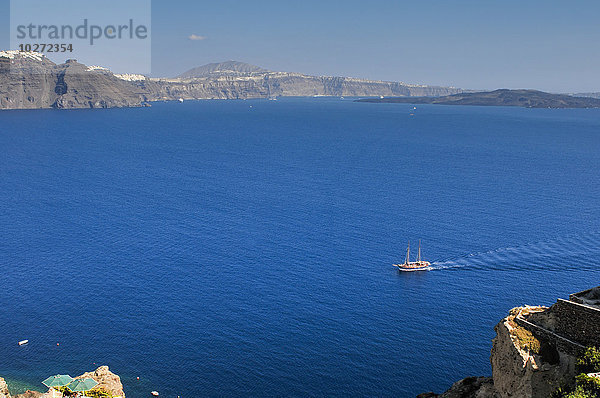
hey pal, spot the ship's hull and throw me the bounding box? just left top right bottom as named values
left=395, top=266, right=432, bottom=272
left=393, top=262, right=432, bottom=272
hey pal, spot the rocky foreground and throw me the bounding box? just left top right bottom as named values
left=0, top=367, right=125, bottom=398
left=420, top=287, right=600, bottom=398
left=3, top=289, right=598, bottom=398
left=0, top=54, right=463, bottom=110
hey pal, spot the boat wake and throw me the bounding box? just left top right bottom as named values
left=429, top=231, right=600, bottom=272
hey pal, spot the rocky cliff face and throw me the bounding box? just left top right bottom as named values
left=0, top=52, right=147, bottom=109
left=490, top=308, right=577, bottom=398
left=423, top=304, right=582, bottom=398
left=50, top=62, right=146, bottom=110
left=142, top=73, right=463, bottom=101
left=0, top=53, right=464, bottom=110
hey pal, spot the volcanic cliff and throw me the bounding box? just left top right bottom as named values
left=0, top=52, right=463, bottom=110
left=420, top=287, right=600, bottom=398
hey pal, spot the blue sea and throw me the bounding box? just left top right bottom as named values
left=0, top=98, right=599, bottom=397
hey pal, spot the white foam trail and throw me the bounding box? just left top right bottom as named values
left=429, top=231, right=600, bottom=272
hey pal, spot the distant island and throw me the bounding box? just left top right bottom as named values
left=3, top=51, right=600, bottom=110
left=356, top=89, right=600, bottom=109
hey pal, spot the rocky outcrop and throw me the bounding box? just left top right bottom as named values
left=13, top=391, right=45, bottom=398
left=418, top=377, right=499, bottom=398
left=3, top=367, right=124, bottom=398
left=76, top=366, right=125, bottom=398
left=421, top=299, right=587, bottom=398
left=490, top=308, right=577, bottom=398
left=0, top=378, right=11, bottom=398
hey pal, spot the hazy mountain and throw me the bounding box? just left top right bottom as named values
left=177, top=61, right=269, bottom=79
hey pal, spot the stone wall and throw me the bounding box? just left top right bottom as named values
left=552, top=299, right=600, bottom=348
left=514, top=314, right=585, bottom=357
left=520, top=298, right=600, bottom=354
left=570, top=286, right=600, bottom=307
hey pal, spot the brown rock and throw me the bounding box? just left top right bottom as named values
left=418, top=377, right=499, bottom=398
left=76, top=367, right=125, bottom=398
left=13, top=391, right=46, bottom=398
left=440, top=377, right=499, bottom=398
left=490, top=311, right=576, bottom=398
left=0, top=378, right=11, bottom=398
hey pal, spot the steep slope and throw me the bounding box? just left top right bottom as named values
left=0, top=52, right=146, bottom=109
left=51, top=61, right=146, bottom=109
left=0, top=51, right=61, bottom=109
left=490, top=307, right=577, bottom=398
left=422, top=287, right=600, bottom=398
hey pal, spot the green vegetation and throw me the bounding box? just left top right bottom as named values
left=506, top=311, right=541, bottom=355
left=552, top=347, right=600, bottom=398
left=578, top=347, right=600, bottom=374
left=56, top=386, right=73, bottom=396
left=512, top=326, right=541, bottom=354
left=84, top=388, right=113, bottom=398
left=55, top=386, right=113, bottom=398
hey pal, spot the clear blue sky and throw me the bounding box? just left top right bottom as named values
left=1, top=0, right=600, bottom=92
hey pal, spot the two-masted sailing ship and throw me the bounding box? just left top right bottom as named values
left=393, top=240, right=432, bottom=272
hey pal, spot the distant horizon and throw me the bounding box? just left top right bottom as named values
left=1, top=0, right=600, bottom=92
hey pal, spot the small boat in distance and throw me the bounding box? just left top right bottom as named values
left=394, top=240, right=432, bottom=272
left=18, top=340, right=29, bottom=346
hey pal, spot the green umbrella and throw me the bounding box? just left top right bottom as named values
left=43, top=375, right=74, bottom=388
left=67, top=379, right=99, bottom=396
left=42, top=375, right=74, bottom=398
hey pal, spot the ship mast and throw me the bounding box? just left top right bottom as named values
left=405, top=241, right=410, bottom=265
left=418, top=240, right=421, bottom=263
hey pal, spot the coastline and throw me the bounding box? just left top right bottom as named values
left=1, top=367, right=125, bottom=398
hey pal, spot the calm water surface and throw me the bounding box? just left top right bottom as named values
left=0, top=98, right=599, bottom=397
